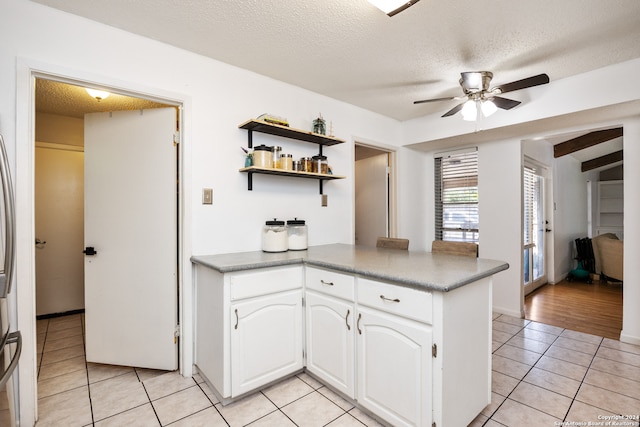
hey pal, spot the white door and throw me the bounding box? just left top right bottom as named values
left=355, top=150, right=389, bottom=246
left=35, top=144, right=84, bottom=316
left=84, top=108, right=177, bottom=370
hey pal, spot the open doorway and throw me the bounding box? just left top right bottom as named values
left=354, top=143, right=396, bottom=247
left=34, top=78, right=181, bottom=369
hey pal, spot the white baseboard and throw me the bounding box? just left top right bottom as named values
left=619, top=331, right=640, bottom=346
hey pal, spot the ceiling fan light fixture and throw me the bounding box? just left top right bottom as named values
left=461, top=100, right=477, bottom=121
left=481, top=99, right=497, bottom=117
left=367, top=0, right=420, bottom=16
left=85, top=88, right=110, bottom=101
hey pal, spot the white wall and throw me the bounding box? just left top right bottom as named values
left=2, top=2, right=404, bottom=425
left=3, top=1, right=640, bottom=425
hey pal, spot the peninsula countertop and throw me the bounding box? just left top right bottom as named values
left=191, top=243, right=509, bottom=292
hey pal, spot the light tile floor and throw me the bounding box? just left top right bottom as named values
left=34, top=313, right=640, bottom=426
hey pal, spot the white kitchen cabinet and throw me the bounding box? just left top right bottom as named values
left=356, top=276, right=492, bottom=427
left=231, top=289, right=303, bottom=396
left=356, top=305, right=432, bottom=427
left=305, top=267, right=356, bottom=398
left=356, top=278, right=432, bottom=427
left=305, top=291, right=355, bottom=398
left=194, top=264, right=304, bottom=401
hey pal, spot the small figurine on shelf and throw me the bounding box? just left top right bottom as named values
left=313, top=114, right=326, bottom=135
left=241, top=147, right=253, bottom=167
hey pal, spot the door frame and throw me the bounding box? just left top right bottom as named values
left=15, top=58, right=193, bottom=425
left=522, top=157, right=552, bottom=295
left=354, top=141, right=398, bottom=244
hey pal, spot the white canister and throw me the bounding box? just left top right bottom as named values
left=287, top=218, right=308, bottom=250
left=262, top=219, right=288, bottom=252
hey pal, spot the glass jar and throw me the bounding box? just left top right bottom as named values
left=300, top=157, right=313, bottom=172
left=262, top=219, right=288, bottom=252
left=279, top=153, right=293, bottom=170
left=272, top=146, right=282, bottom=167
left=252, top=145, right=273, bottom=168
left=311, top=155, right=328, bottom=174
left=287, top=218, right=308, bottom=250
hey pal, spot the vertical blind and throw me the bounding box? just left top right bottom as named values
left=434, top=148, right=479, bottom=243
left=523, top=165, right=541, bottom=247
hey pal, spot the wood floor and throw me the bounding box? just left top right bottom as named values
left=524, top=278, right=623, bottom=340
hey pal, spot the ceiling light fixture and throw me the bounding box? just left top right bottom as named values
left=367, top=0, right=420, bottom=17
left=461, top=98, right=498, bottom=122
left=85, top=88, right=110, bottom=101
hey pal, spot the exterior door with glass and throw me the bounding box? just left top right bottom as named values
left=523, top=163, right=548, bottom=294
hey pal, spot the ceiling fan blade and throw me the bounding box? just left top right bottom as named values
left=491, top=96, right=521, bottom=110
left=493, top=73, right=549, bottom=94
left=413, top=96, right=458, bottom=105
left=441, top=102, right=465, bottom=117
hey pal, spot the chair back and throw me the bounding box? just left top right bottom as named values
left=431, top=240, right=478, bottom=258
left=376, top=237, right=409, bottom=250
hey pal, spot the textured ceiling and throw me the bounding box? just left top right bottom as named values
left=30, top=0, right=640, bottom=122
left=36, top=79, right=168, bottom=119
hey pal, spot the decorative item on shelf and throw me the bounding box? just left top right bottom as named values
left=278, top=154, right=293, bottom=170
left=256, top=113, right=289, bottom=127
left=252, top=145, right=274, bottom=168
left=313, top=114, right=326, bottom=135
left=272, top=146, right=282, bottom=168
left=241, top=147, right=253, bottom=167
left=300, top=157, right=313, bottom=172
left=311, top=155, right=328, bottom=174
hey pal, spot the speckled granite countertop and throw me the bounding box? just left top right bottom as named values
left=191, top=244, right=509, bottom=292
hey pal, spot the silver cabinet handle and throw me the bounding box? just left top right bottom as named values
left=0, top=331, right=22, bottom=389
left=320, top=280, right=334, bottom=286
left=380, top=295, right=400, bottom=303
left=234, top=309, right=239, bottom=330
left=357, top=313, right=362, bottom=335
left=345, top=309, right=351, bottom=331
left=0, top=135, right=15, bottom=298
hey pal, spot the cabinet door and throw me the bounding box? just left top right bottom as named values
left=231, top=289, right=303, bottom=397
left=356, top=306, right=432, bottom=427
left=305, top=291, right=355, bottom=398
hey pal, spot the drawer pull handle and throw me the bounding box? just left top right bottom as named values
left=357, top=313, right=362, bottom=335
left=234, top=309, right=239, bottom=330
left=380, top=295, right=400, bottom=303
left=320, top=280, right=334, bottom=286
left=345, top=309, right=351, bottom=331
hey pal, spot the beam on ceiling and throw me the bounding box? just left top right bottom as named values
left=553, top=127, right=623, bottom=158
left=581, top=150, right=623, bottom=172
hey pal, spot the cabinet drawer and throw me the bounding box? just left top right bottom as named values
left=230, top=266, right=302, bottom=300
left=357, top=278, right=432, bottom=324
left=306, top=267, right=355, bottom=301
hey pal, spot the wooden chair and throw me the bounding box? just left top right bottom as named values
left=376, top=237, right=409, bottom=250
left=431, top=240, right=478, bottom=258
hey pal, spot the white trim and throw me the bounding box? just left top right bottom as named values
left=16, top=57, right=194, bottom=425
left=434, top=146, right=477, bottom=159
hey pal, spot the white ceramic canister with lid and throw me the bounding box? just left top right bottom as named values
left=287, top=218, right=308, bottom=250
left=262, top=219, right=288, bottom=252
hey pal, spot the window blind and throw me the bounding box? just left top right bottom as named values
left=434, top=149, right=478, bottom=243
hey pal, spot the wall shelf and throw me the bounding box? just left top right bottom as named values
left=238, top=119, right=346, bottom=194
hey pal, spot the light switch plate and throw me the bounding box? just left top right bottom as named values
left=202, top=188, right=213, bottom=205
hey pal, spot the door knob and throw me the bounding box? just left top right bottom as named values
left=83, top=246, right=97, bottom=256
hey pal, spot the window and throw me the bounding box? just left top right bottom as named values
left=435, top=148, right=478, bottom=243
